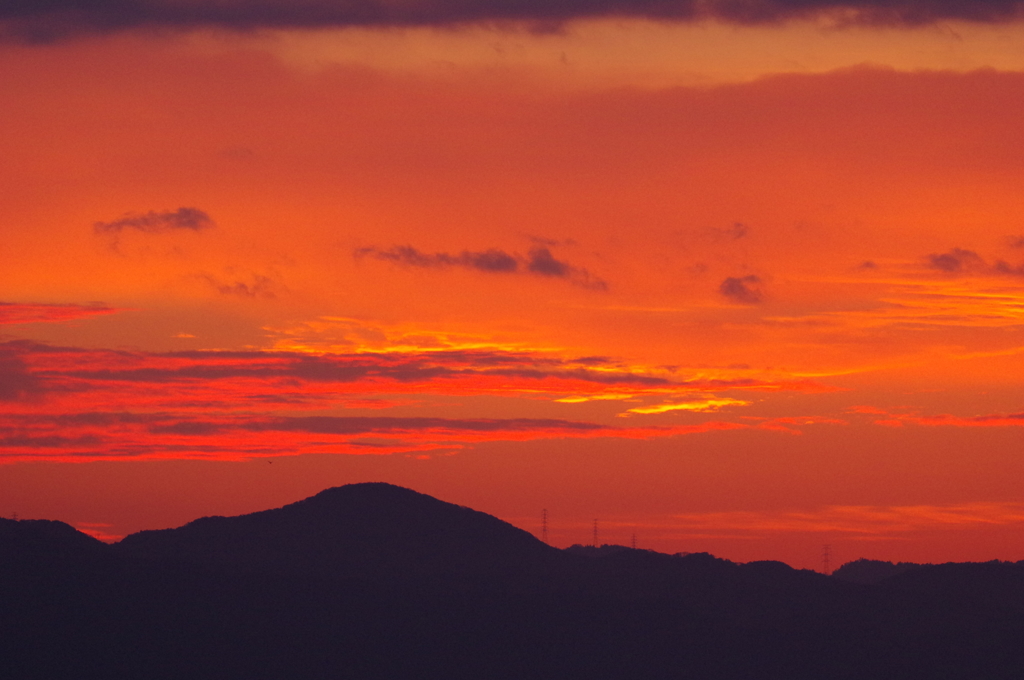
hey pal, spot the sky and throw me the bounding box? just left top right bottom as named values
left=4, top=0, right=1024, bottom=570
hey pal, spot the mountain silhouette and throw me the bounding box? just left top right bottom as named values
left=3, top=483, right=1024, bottom=680
left=115, top=483, right=562, bottom=585
left=0, top=517, right=108, bottom=563
left=832, top=557, right=925, bottom=584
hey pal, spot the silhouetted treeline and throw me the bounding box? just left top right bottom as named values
left=2, top=483, right=1023, bottom=679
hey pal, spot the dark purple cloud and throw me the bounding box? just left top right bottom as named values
left=149, top=415, right=606, bottom=437
left=58, top=348, right=666, bottom=386
left=357, top=244, right=608, bottom=290
left=0, top=434, right=103, bottom=448
left=0, top=346, right=43, bottom=401
left=199, top=273, right=278, bottom=299
left=926, top=247, right=986, bottom=273
left=526, top=247, right=608, bottom=291
left=0, top=339, right=828, bottom=461
left=994, top=260, right=1024, bottom=276
left=711, top=222, right=749, bottom=240
left=719, top=275, right=763, bottom=304
left=0, top=340, right=675, bottom=397
left=526, top=247, right=569, bottom=277
left=7, top=0, right=1021, bottom=42
left=356, top=246, right=519, bottom=273
left=0, top=338, right=829, bottom=437
left=924, top=247, right=1024, bottom=277
left=94, top=207, right=213, bottom=236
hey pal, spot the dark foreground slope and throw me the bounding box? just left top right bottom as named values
left=3, top=483, right=1024, bottom=680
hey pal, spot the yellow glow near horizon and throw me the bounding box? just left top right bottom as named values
left=624, top=397, right=752, bottom=415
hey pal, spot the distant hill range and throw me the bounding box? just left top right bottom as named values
left=831, top=557, right=926, bottom=584
left=3, top=483, right=1024, bottom=679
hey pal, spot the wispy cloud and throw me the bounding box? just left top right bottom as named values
left=5, top=340, right=822, bottom=406
left=709, top=222, right=749, bottom=240
left=719, top=275, right=764, bottom=304
left=355, top=246, right=518, bottom=273
left=0, top=339, right=831, bottom=461
left=926, top=247, right=986, bottom=273
left=847, top=403, right=1024, bottom=429
left=663, top=502, right=1024, bottom=539
left=925, top=246, right=1024, bottom=278
left=864, top=408, right=1024, bottom=429
left=0, top=302, right=120, bottom=325
left=356, top=244, right=607, bottom=290
left=198, top=273, right=279, bottom=299
left=0, top=407, right=746, bottom=462
left=623, top=397, right=751, bottom=415
left=755, top=275, right=1024, bottom=340
left=0, top=344, right=44, bottom=402
left=5, top=0, right=1023, bottom=42
left=93, top=207, right=213, bottom=235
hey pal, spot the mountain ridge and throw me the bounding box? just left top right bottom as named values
left=112, top=482, right=564, bottom=585
left=4, top=483, right=1024, bottom=679
left=4, top=483, right=1019, bottom=582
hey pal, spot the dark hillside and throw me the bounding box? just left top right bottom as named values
left=0, top=517, right=108, bottom=565
left=115, top=482, right=564, bottom=586
left=832, top=558, right=924, bottom=584
left=3, top=484, right=1024, bottom=680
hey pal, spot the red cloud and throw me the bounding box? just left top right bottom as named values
left=0, top=410, right=746, bottom=462
left=910, top=412, right=1024, bottom=427
left=0, top=340, right=827, bottom=462
left=855, top=406, right=1024, bottom=429
left=0, top=302, right=120, bottom=325
left=4, top=0, right=1022, bottom=44
left=3, top=341, right=830, bottom=411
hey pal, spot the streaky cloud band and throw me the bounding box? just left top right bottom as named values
left=6, top=0, right=1024, bottom=42
left=93, top=207, right=214, bottom=235
left=356, top=244, right=608, bottom=291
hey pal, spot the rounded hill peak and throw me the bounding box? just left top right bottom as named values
left=115, top=483, right=558, bottom=583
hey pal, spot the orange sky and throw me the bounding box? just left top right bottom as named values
left=4, top=5, right=1024, bottom=569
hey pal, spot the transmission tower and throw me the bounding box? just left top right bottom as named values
left=631, top=532, right=637, bottom=550
left=541, top=509, right=548, bottom=544
left=593, top=519, right=599, bottom=547
left=822, top=544, right=832, bottom=575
